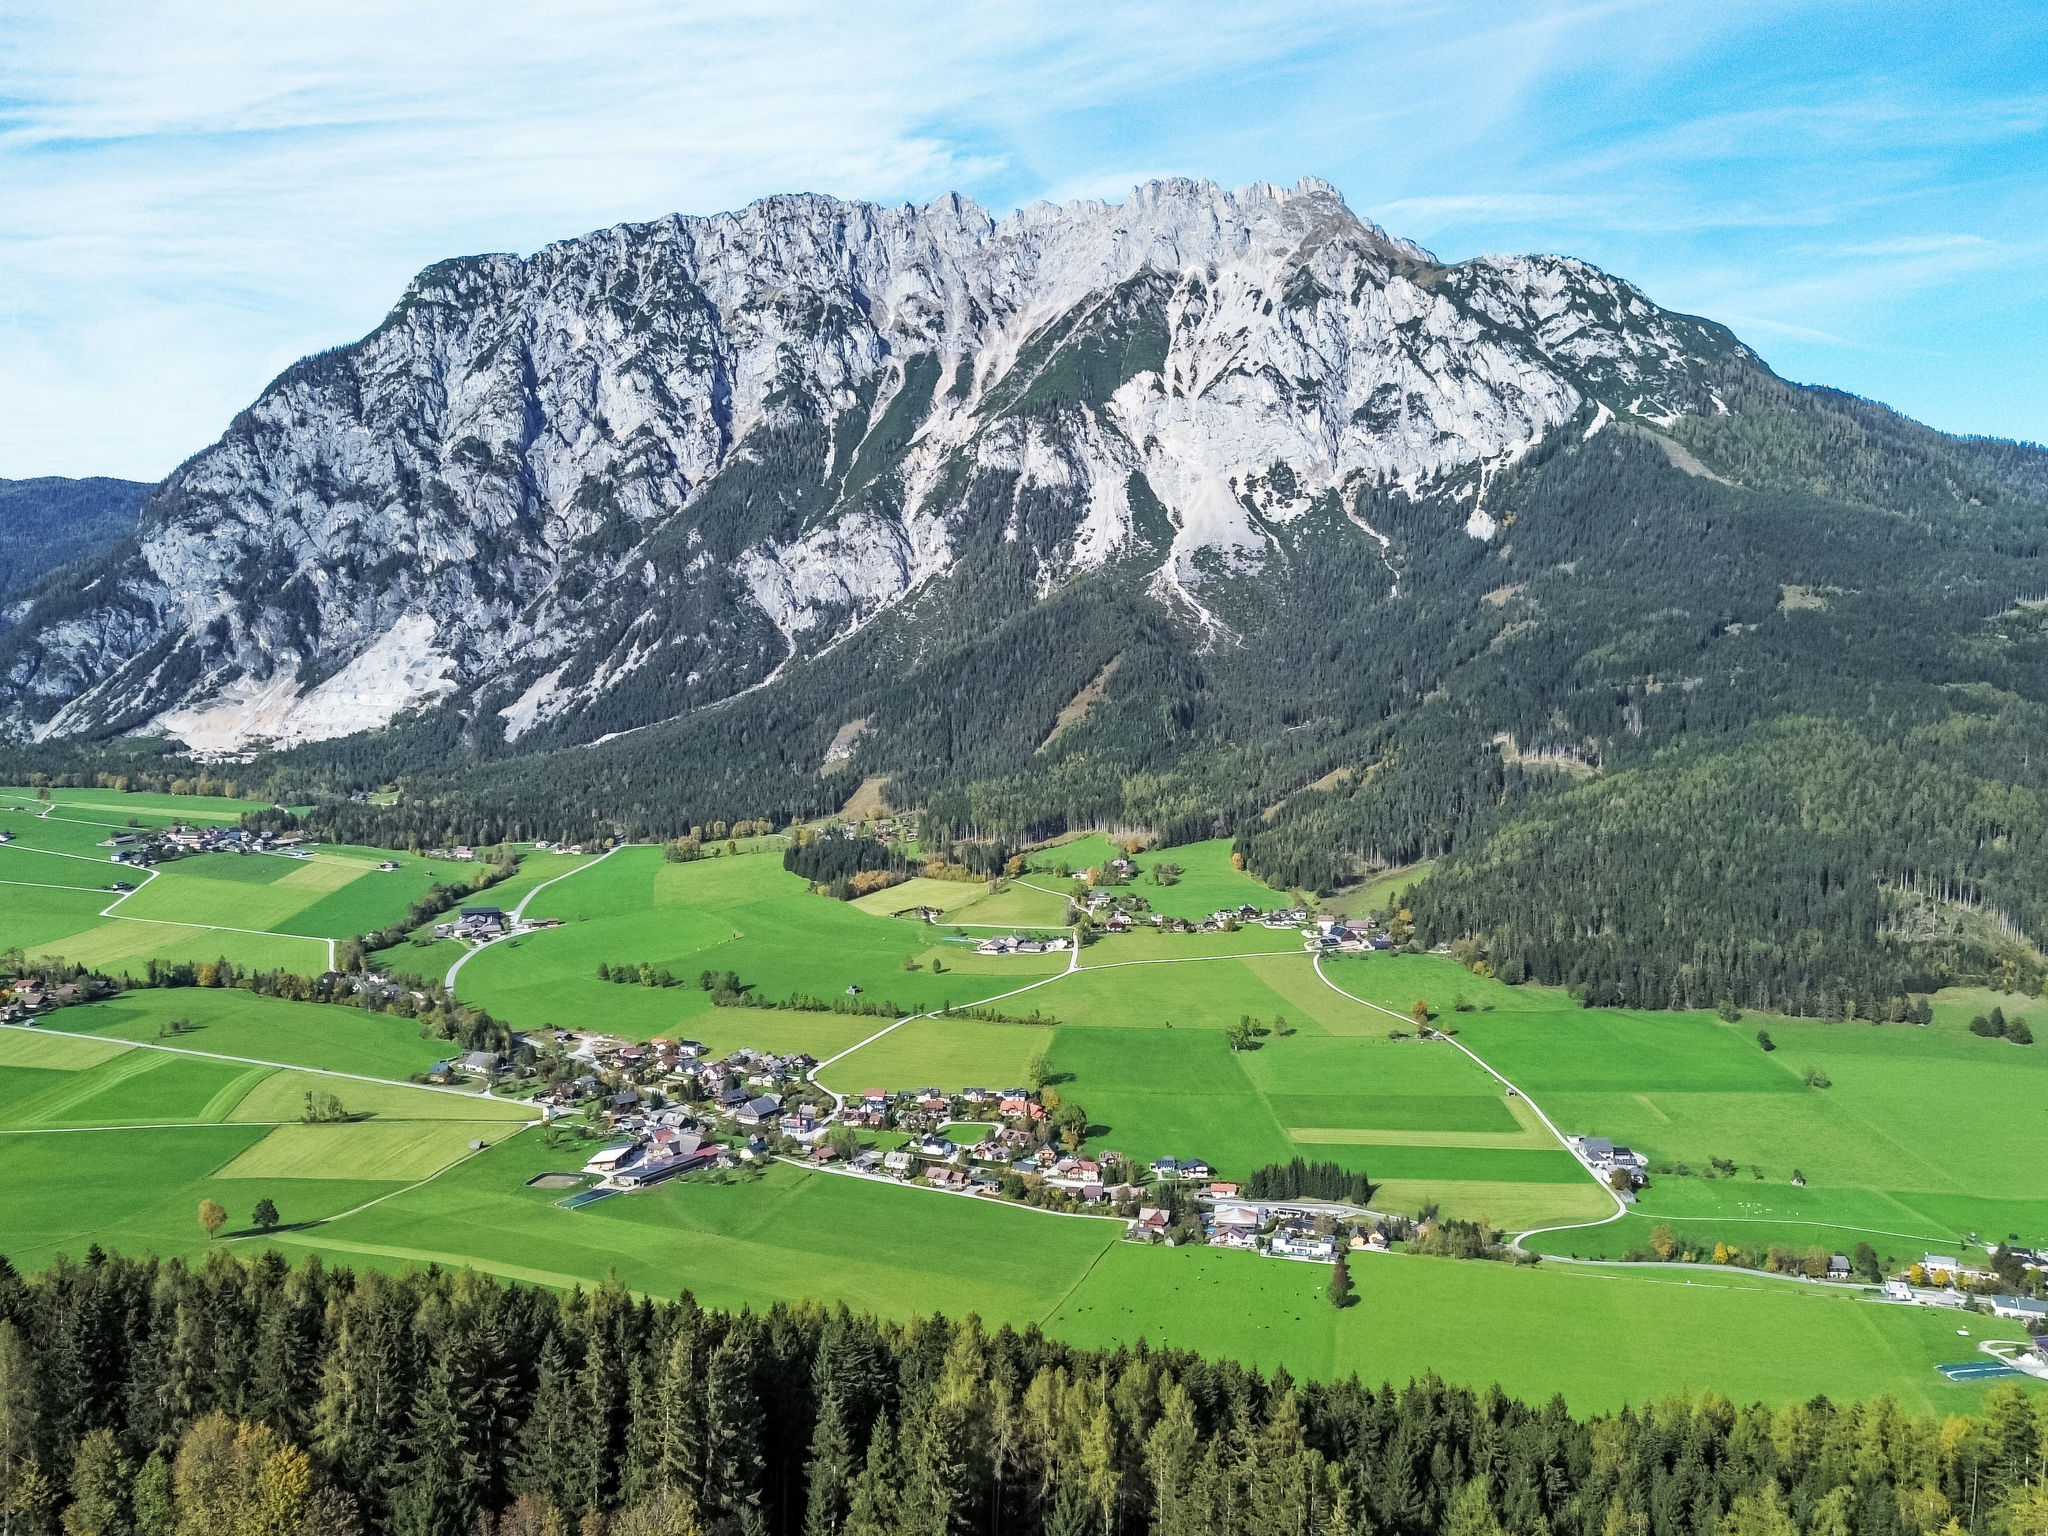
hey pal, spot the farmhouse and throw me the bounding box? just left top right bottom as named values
left=1991, top=1296, right=2048, bottom=1323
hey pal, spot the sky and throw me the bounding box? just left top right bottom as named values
left=2, top=0, right=2043, bottom=481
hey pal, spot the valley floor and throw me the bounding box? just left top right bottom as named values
left=3, top=801, right=2044, bottom=1412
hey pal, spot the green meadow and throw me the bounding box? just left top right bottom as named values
left=1026, top=834, right=1283, bottom=921
left=450, top=847, right=1067, bottom=1048
left=1319, top=952, right=2048, bottom=1253
left=6, top=815, right=2046, bottom=1412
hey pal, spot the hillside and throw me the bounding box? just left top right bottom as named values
left=0, top=475, right=151, bottom=622
left=5, top=178, right=2048, bottom=1008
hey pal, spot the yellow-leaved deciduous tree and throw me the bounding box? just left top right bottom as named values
left=1650, top=1225, right=1678, bottom=1261
left=1718, top=1482, right=1799, bottom=1536
left=198, top=1200, right=227, bottom=1240
left=1713, top=1242, right=1734, bottom=1264
left=1446, top=1477, right=1507, bottom=1536
left=171, top=1411, right=327, bottom=1536
left=610, top=1487, right=707, bottom=1536
left=1996, top=1484, right=2048, bottom=1536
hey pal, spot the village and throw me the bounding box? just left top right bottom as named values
left=474, top=1024, right=1420, bottom=1264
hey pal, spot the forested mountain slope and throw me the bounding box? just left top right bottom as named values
left=0, top=475, right=151, bottom=622
left=6, top=179, right=2048, bottom=1010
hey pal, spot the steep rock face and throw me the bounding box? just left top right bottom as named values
left=0, top=178, right=1752, bottom=751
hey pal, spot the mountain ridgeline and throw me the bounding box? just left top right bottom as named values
left=5, top=178, right=2048, bottom=1010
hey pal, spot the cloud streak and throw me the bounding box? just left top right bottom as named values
left=2, top=0, right=2044, bottom=476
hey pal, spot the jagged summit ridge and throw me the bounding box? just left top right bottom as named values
left=0, top=177, right=1747, bottom=753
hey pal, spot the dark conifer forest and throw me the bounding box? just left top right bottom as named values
left=1, top=1249, right=2044, bottom=1536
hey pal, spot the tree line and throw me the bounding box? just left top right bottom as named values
left=1, top=1248, right=2045, bottom=1536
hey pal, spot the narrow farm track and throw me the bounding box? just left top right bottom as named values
left=808, top=933, right=1082, bottom=1112
left=0, top=1021, right=542, bottom=1115
left=1309, top=953, right=1629, bottom=1244
left=0, top=840, right=337, bottom=971
left=443, top=842, right=628, bottom=992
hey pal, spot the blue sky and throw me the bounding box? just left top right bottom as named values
left=2, top=0, right=2042, bottom=480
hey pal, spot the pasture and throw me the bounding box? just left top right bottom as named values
left=1319, top=953, right=2048, bottom=1255
left=451, top=847, right=1067, bottom=1047
left=200, top=1133, right=2043, bottom=1414
left=1025, top=834, right=1282, bottom=921
left=0, top=797, right=501, bottom=974
left=0, top=1012, right=533, bottom=1272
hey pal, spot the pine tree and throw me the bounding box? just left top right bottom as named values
left=0, top=1320, right=40, bottom=1534
left=515, top=1331, right=587, bottom=1522
left=1328, top=1253, right=1353, bottom=1310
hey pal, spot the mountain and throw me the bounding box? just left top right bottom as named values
left=9, top=178, right=2048, bottom=1013
left=0, top=475, right=153, bottom=625
left=0, top=178, right=1741, bottom=751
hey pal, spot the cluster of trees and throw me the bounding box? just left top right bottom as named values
left=1969, top=1007, right=2035, bottom=1044
left=5, top=1249, right=2048, bottom=1536
left=596, top=963, right=682, bottom=989
left=1242, top=1160, right=1375, bottom=1206
left=1404, top=1219, right=1527, bottom=1266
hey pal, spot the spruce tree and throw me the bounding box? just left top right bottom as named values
left=841, top=1415, right=898, bottom=1536
left=700, top=1324, right=765, bottom=1527
left=1328, top=1252, right=1353, bottom=1309
left=800, top=1387, right=852, bottom=1536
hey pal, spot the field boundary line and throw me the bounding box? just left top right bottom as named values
left=808, top=959, right=1080, bottom=1109
left=443, top=843, right=628, bottom=993
left=1036, top=1230, right=1122, bottom=1326
left=0, top=1121, right=285, bottom=1133
left=1078, top=948, right=1310, bottom=971
left=774, top=1156, right=1128, bottom=1226
left=0, top=842, right=337, bottom=970
left=230, top=1124, right=525, bottom=1238
left=1619, top=1212, right=1955, bottom=1244
left=0, top=1020, right=543, bottom=1114
left=0, top=877, right=111, bottom=894
left=1310, top=953, right=1629, bottom=1243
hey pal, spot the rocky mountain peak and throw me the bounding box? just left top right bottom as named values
left=1, top=177, right=1750, bottom=755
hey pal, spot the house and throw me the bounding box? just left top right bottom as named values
left=1827, top=1254, right=1852, bottom=1280
left=460, top=1050, right=503, bottom=1077
left=1134, top=1207, right=1171, bottom=1235
left=736, top=1095, right=781, bottom=1126
left=1208, top=1181, right=1241, bottom=1198
left=1883, top=1279, right=1915, bottom=1302
left=584, top=1144, right=638, bottom=1176
left=1270, top=1232, right=1338, bottom=1261
left=1923, top=1253, right=1995, bottom=1282
left=1105, top=911, right=1133, bottom=933
left=882, top=1149, right=914, bottom=1175
left=1992, top=1296, right=2048, bottom=1323
left=1180, top=1159, right=1213, bottom=1181
left=1151, top=1156, right=1180, bottom=1180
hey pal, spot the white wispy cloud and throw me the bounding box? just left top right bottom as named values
left=1, top=0, right=2044, bottom=475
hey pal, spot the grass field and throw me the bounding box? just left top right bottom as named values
left=1, top=796, right=517, bottom=974
left=53, top=990, right=460, bottom=1080
left=216, top=1120, right=505, bottom=1180
left=453, top=848, right=1067, bottom=1046
left=1319, top=953, right=2048, bottom=1255
left=1025, top=835, right=1283, bottom=921
left=229, top=1134, right=2040, bottom=1414
left=8, top=808, right=2046, bottom=1413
